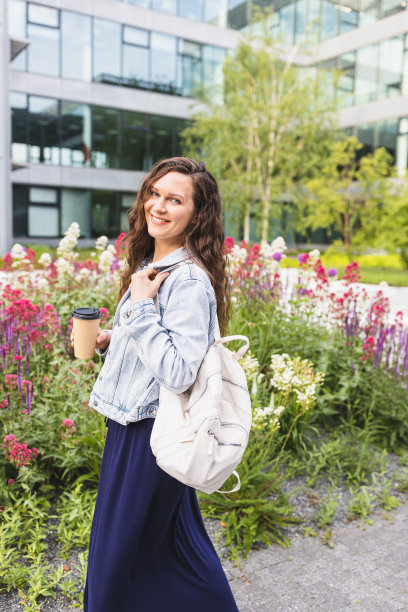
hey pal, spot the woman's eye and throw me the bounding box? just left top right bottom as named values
left=151, top=190, right=159, bottom=197
left=171, top=198, right=181, bottom=204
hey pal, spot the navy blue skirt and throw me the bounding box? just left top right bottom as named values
left=84, top=417, right=238, bottom=612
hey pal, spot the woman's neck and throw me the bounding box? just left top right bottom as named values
left=151, top=240, right=184, bottom=263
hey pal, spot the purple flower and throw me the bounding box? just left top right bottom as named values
left=297, top=253, right=309, bottom=264
left=328, top=267, right=337, bottom=277
left=273, top=252, right=282, bottom=262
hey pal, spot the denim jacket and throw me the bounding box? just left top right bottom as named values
left=88, top=247, right=217, bottom=426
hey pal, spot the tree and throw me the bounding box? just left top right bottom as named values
left=380, top=179, right=408, bottom=268
left=295, top=137, right=394, bottom=250
left=182, top=13, right=338, bottom=241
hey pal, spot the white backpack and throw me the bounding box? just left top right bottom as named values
left=150, top=263, right=252, bottom=495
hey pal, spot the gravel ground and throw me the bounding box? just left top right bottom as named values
left=1, top=455, right=407, bottom=612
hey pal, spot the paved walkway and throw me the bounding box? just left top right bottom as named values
left=226, top=503, right=408, bottom=611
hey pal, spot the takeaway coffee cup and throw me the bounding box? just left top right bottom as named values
left=71, top=307, right=102, bottom=359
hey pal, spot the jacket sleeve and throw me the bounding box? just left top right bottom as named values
left=123, top=279, right=214, bottom=393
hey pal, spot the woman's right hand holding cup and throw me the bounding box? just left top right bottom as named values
left=70, top=328, right=111, bottom=351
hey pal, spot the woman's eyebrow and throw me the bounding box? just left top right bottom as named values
left=152, top=185, right=184, bottom=200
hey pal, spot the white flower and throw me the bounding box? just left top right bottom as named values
left=273, top=405, right=285, bottom=417
left=78, top=268, right=91, bottom=278
left=39, top=253, right=52, bottom=268
left=91, top=252, right=96, bottom=257
left=309, top=249, right=320, bottom=263
left=99, top=249, right=115, bottom=274
left=270, top=236, right=287, bottom=253
left=55, top=257, right=74, bottom=277
left=37, top=277, right=49, bottom=292
left=10, top=244, right=26, bottom=260
left=95, top=236, right=108, bottom=251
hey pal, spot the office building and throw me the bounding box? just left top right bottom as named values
left=1, top=0, right=407, bottom=250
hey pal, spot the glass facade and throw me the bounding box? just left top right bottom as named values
left=115, top=0, right=407, bottom=34
left=13, top=185, right=135, bottom=239
left=318, top=36, right=405, bottom=108
left=10, top=93, right=189, bottom=171
left=9, top=1, right=226, bottom=97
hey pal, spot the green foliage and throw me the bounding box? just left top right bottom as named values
left=295, top=137, right=394, bottom=249
left=182, top=14, right=337, bottom=241
left=312, top=487, right=339, bottom=529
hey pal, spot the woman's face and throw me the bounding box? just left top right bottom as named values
left=144, top=172, right=196, bottom=248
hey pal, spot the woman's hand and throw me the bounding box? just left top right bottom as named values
left=70, top=328, right=111, bottom=351
left=130, top=268, right=169, bottom=303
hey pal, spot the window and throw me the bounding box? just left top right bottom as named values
left=123, top=26, right=150, bottom=86
left=179, top=0, right=203, bottom=20
left=122, top=111, right=149, bottom=170
left=355, top=44, right=379, bottom=105
left=152, top=0, right=177, bottom=14
left=151, top=33, right=177, bottom=93
left=61, top=189, right=91, bottom=237
left=61, top=102, right=92, bottom=167
left=92, top=190, right=120, bottom=238
left=149, top=115, right=174, bottom=164
left=321, top=0, right=339, bottom=40
left=28, top=96, right=60, bottom=165
left=28, top=187, right=59, bottom=238
left=121, top=193, right=136, bottom=232
left=27, top=3, right=60, bottom=77
left=92, top=107, right=120, bottom=169
left=93, top=18, right=121, bottom=83
left=178, top=40, right=202, bottom=97
left=11, top=92, right=28, bottom=163
left=61, top=11, right=91, bottom=81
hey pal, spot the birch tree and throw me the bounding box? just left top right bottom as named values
left=182, top=17, right=337, bottom=241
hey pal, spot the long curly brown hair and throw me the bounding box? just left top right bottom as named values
left=117, top=157, right=231, bottom=335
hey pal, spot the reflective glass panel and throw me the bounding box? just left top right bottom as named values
left=359, top=0, right=378, bottom=26
left=151, top=33, right=177, bottom=94
left=294, top=0, right=307, bottom=42
left=275, top=0, right=295, bottom=43
left=28, top=206, right=59, bottom=237
left=9, top=0, right=26, bottom=38
left=149, top=115, right=174, bottom=164
left=338, top=52, right=355, bottom=106
left=27, top=23, right=60, bottom=76
left=205, top=0, right=226, bottom=27
left=28, top=97, right=60, bottom=164
left=382, top=0, right=405, bottom=17
left=378, top=37, right=403, bottom=100
left=377, top=120, right=398, bottom=160
left=123, top=26, right=149, bottom=46
left=355, top=44, right=379, bottom=105
left=179, top=0, right=203, bottom=20
left=11, top=93, right=28, bottom=163
left=152, top=0, right=177, bottom=14
left=340, top=7, right=358, bottom=35
left=92, top=190, right=120, bottom=238
left=228, top=0, right=247, bottom=29
left=61, top=189, right=91, bottom=237
left=356, top=123, right=375, bottom=156
left=122, top=129, right=149, bottom=170
left=123, top=45, right=149, bottom=86
left=61, top=102, right=92, bottom=167
left=30, top=187, right=58, bottom=203
left=122, top=111, right=146, bottom=129
left=28, top=3, right=58, bottom=27
left=321, top=0, right=339, bottom=40
left=13, top=184, right=27, bottom=237
left=93, top=18, right=121, bottom=83
left=202, top=45, right=225, bottom=92
left=92, top=107, right=120, bottom=169
left=178, top=40, right=202, bottom=97
left=29, top=96, right=58, bottom=115
left=61, top=11, right=91, bottom=81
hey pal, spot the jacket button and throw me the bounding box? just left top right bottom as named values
left=126, top=310, right=132, bottom=318
left=95, top=400, right=98, bottom=406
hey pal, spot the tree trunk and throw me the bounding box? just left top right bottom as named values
left=244, top=210, right=250, bottom=242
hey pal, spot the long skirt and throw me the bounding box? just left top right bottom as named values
left=84, top=417, right=238, bottom=612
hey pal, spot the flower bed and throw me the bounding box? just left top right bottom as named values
left=0, top=226, right=407, bottom=609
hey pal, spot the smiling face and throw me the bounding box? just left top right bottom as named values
left=144, top=171, right=196, bottom=252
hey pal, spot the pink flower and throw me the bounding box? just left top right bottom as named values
left=7, top=478, right=15, bottom=485
left=62, top=419, right=76, bottom=430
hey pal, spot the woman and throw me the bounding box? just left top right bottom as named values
left=79, top=157, right=238, bottom=611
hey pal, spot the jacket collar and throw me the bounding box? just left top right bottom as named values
left=144, top=246, right=191, bottom=269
